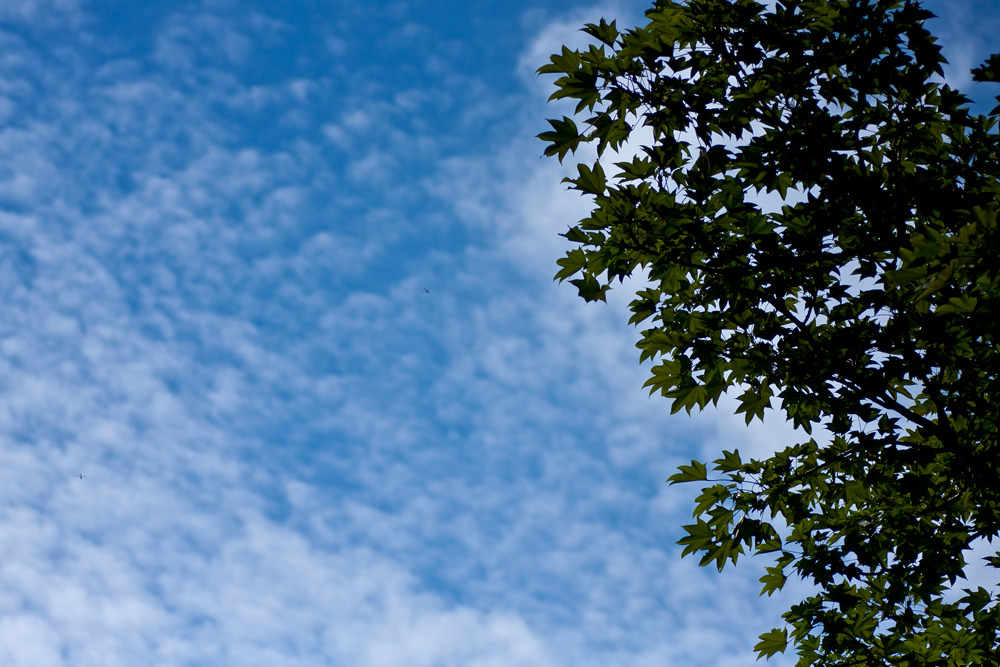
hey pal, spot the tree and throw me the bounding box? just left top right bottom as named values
left=538, top=0, right=1000, bottom=664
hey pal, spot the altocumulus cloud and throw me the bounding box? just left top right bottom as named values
left=3, top=0, right=995, bottom=665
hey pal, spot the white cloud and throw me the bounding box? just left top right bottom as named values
left=0, top=0, right=83, bottom=28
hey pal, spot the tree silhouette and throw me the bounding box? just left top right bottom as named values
left=540, top=0, right=1000, bottom=663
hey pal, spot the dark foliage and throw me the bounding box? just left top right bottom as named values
left=540, top=0, right=1000, bottom=663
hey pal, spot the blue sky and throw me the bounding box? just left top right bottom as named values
left=0, top=1, right=997, bottom=665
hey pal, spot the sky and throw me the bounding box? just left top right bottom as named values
left=0, top=1, right=997, bottom=666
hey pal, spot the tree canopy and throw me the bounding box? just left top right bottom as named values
left=539, top=0, right=1000, bottom=664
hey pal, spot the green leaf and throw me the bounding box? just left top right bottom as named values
left=935, top=294, right=977, bottom=314
left=569, top=273, right=609, bottom=302
left=572, top=162, right=607, bottom=196
left=554, top=248, right=587, bottom=282
left=734, top=387, right=771, bottom=424
left=562, top=226, right=589, bottom=244
left=972, top=53, right=1000, bottom=82
left=581, top=18, right=619, bottom=47
left=537, top=45, right=580, bottom=75
left=759, top=564, right=787, bottom=597
left=537, top=116, right=582, bottom=162
left=677, top=520, right=714, bottom=556
left=713, top=449, right=743, bottom=473
left=754, top=628, right=788, bottom=660
left=668, top=459, right=708, bottom=485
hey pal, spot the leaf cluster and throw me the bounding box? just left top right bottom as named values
left=540, top=0, right=1000, bottom=664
